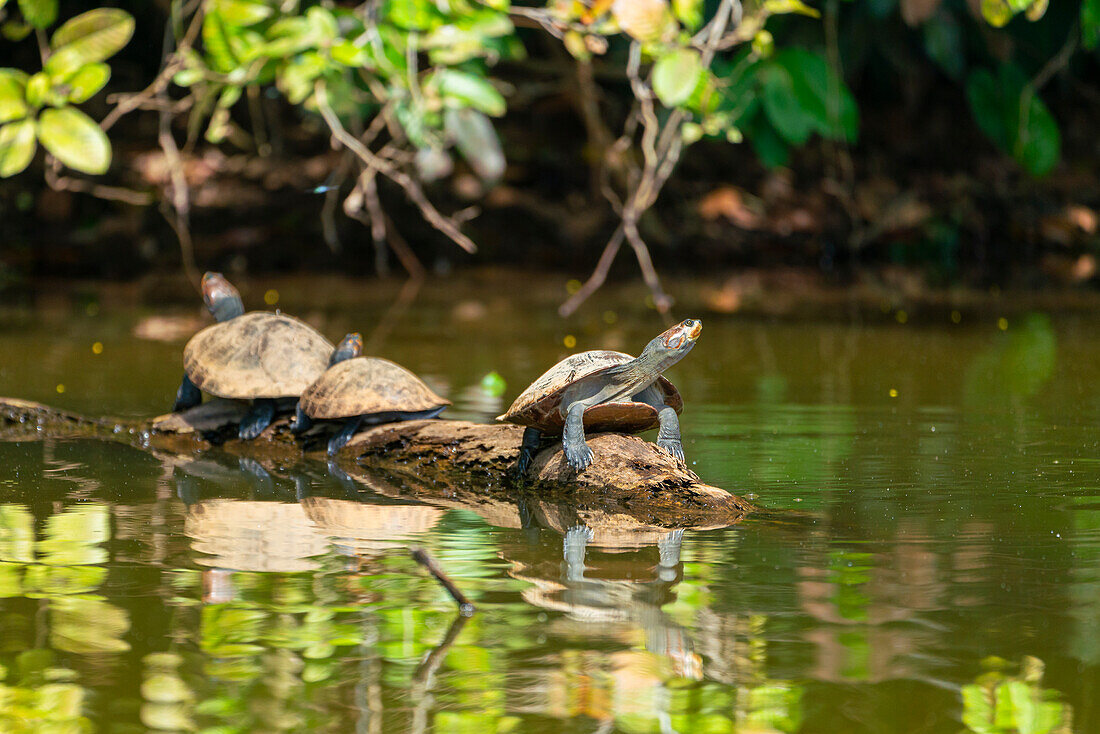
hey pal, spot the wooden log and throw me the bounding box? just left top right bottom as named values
left=0, top=396, right=754, bottom=528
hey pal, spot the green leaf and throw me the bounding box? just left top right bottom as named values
left=66, top=62, right=110, bottom=103
left=923, top=11, right=964, bottom=80
left=330, top=39, right=370, bottom=67
left=305, top=6, right=338, bottom=42
left=202, top=10, right=240, bottom=73
left=0, top=119, right=36, bottom=177
left=213, top=0, right=274, bottom=26
left=17, top=0, right=57, bottom=29
left=1015, top=89, right=1060, bottom=176
left=0, top=69, right=29, bottom=123
left=46, top=9, right=135, bottom=81
left=1083, top=0, right=1100, bottom=50
left=980, top=0, right=1014, bottom=27
left=653, top=48, right=704, bottom=108
left=776, top=48, right=858, bottom=142
left=432, top=69, right=506, bottom=117
left=24, top=71, right=49, bottom=108
left=763, top=0, right=820, bottom=18
left=761, top=66, right=813, bottom=145
left=746, top=113, right=790, bottom=168
left=966, top=65, right=1060, bottom=176
left=2, top=19, right=34, bottom=41
left=36, top=106, right=111, bottom=174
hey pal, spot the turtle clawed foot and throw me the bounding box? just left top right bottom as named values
left=657, top=439, right=684, bottom=464
left=564, top=443, right=594, bottom=472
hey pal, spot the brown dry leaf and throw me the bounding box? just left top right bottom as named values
left=612, top=0, right=676, bottom=42
left=697, top=186, right=762, bottom=229
left=1066, top=205, right=1098, bottom=234
left=900, top=0, right=943, bottom=26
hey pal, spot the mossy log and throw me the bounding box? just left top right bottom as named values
left=1, top=396, right=753, bottom=528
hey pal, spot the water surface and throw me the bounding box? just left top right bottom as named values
left=1, top=289, right=1098, bottom=733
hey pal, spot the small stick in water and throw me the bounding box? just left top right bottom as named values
left=410, top=547, right=475, bottom=616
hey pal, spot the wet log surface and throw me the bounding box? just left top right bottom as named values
left=1, top=396, right=754, bottom=529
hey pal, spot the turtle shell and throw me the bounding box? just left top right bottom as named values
left=299, top=357, right=450, bottom=420
left=183, top=312, right=334, bottom=400
left=496, top=350, right=681, bottom=435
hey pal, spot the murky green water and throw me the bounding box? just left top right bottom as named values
left=1, top=284, right=1099, bottom=733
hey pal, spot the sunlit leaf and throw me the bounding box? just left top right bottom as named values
left=0, top=69, right=28, bottom=124
left=305, top=6, right=338, bottom=42
left=202, top=10, right=240, bottom=73
left=612, top=0, right=677, bottom=41
left=433, top=69, right=506, bottom=117
left=65, top=62, right=110, bottom=103
left=17, top=0, right=57, bottom=29
left=46, top=8, right=134, bottom=80
left=653, top=49, right=704, bottom=108
left=980, top=0, right=1014, bottom=27
left=0, top=119, right=36, bottom=177
left=763, top=0, right=821, bottom=18
left=213, top=0, right=274, bottom=26
left=36, top=106, right=111, bottom=174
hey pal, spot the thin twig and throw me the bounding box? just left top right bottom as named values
left=410, top=547, right=475, bottom=616
left=559, top=224, right=625, bottom=317
left=44, top=162, right=155, bottom=205
left=315, top=82, right=478, bottom=254
left=362, top=170, right=391, bottom=276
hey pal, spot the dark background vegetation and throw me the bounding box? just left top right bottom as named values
left=0, top=0, right=1098, bottom=300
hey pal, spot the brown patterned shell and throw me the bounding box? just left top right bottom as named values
left=496, top=350, right=681, bottom=435
left=183, top=312, right=334, bottom=400
left=299, top=357, right=450, bottom=420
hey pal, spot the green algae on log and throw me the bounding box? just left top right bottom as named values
left=0, top=396, right=753, bottom=527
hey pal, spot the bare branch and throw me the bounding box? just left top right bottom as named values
left=315, top=82, right=478, bottom=254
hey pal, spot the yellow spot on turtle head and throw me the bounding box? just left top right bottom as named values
left=889, top=388, right=898, bottom=398
left=92, top=342, right=103, bottom=355
left=997, top=317, right=1008, bottom=331
left=56, top=384, right=65, bottom=394
left=563, top=335, right=577, bottom=349
left=264, top=289, right=279, bottom=306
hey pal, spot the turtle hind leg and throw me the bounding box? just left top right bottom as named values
left=327, top=415, right=364, bottom=456
left=289, top=401, right=312, bottom=434
left=562, top=402, right=593, bottom=471
left=238, top=399, right=276, bottom=441
left=173, top=374, right=202, bottom=412
left=514, top=427, right=542, bottom=477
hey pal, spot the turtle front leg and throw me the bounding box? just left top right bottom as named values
left=173, top=374, right=202, bottom=412
left=562, top=402, right=593, bottom=471
left=289, top=401, right=312, bottom=434
left=238, top=399, right=276, bottom=440
left=655, top=406, right=685, bottom=463
left=327, top=415, right=364, bottom=456
left=515, top=427, right=542, bottom=477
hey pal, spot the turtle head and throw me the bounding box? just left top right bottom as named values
left=201, top=272, right=244, bottom=322
left=331, top=333, right=363, bottom=365
left=640, top=319, right=702, bottom=371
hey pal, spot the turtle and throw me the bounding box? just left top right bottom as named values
left=290, top=332, right=451, bottom=456
left=171, top=272, right=334, bottom=440
left=497, top=318, right=702, bottom=474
